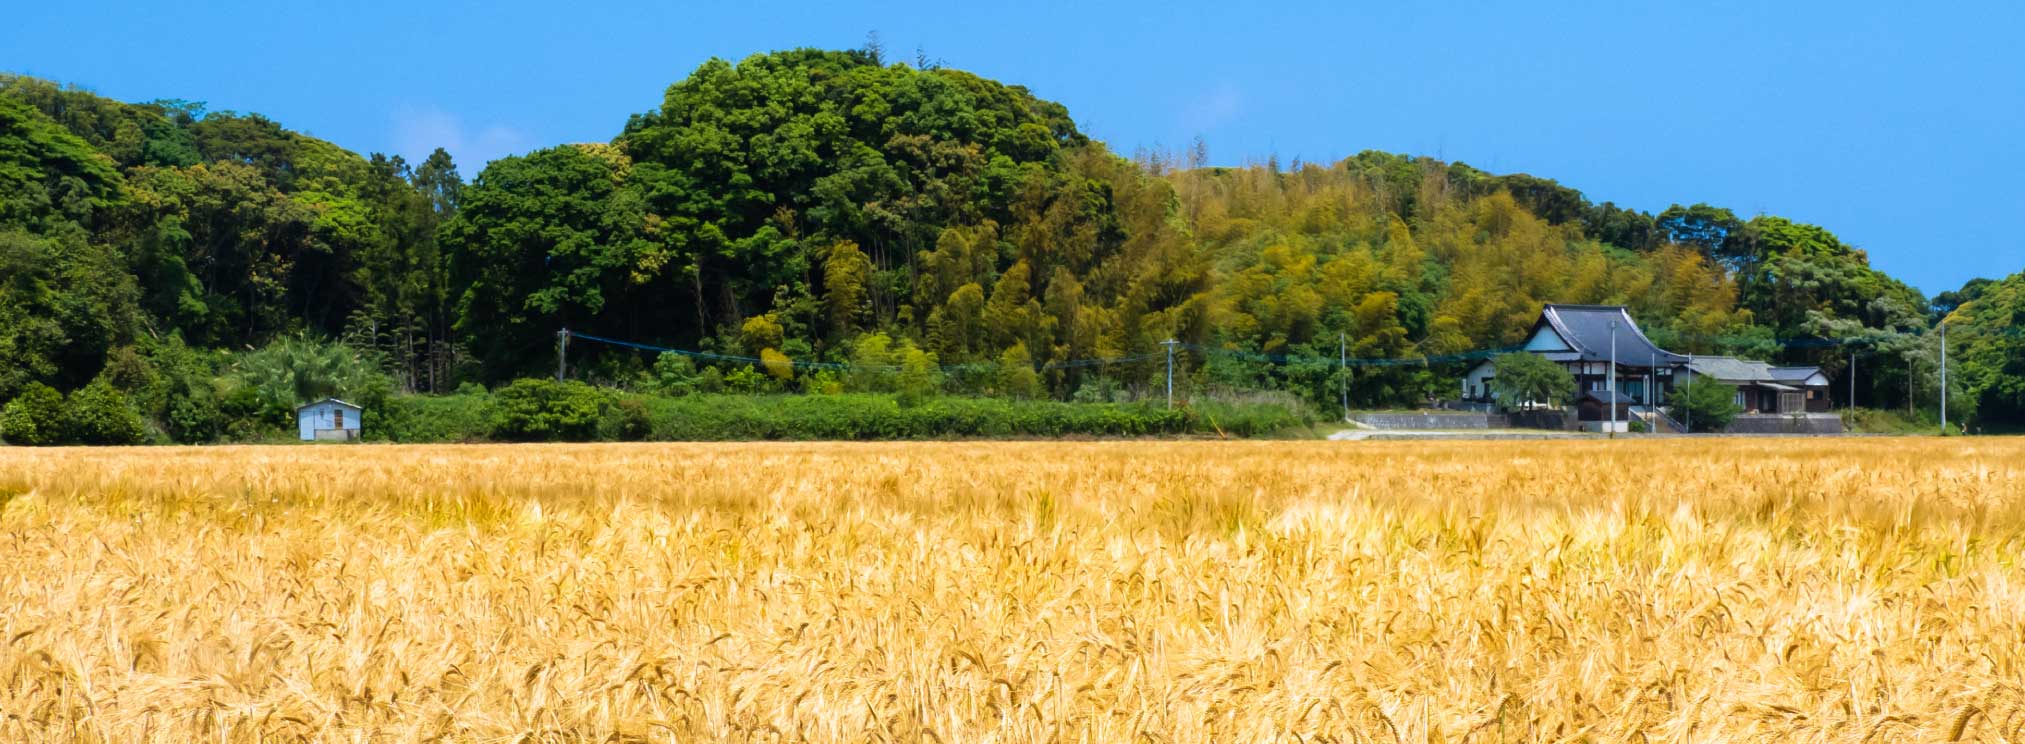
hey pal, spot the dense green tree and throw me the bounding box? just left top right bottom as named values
left=1490, top=352, right=1576, bottom=408
left=1942, top=272, right=2025, bottom=426
left=0, top=382, right=66, bottom=445
left=823, top=240, right=873, bottom=335
left=995, top=342, right=1041, bottom=399
left=441, top=144, right=659, bottom=379
left=1671, top=380, right=1742, bottom=433
left=65, top=377, right=146, bottom=445
left=1932, top=277, right=1994, bottom=317
left=411, top=147, right=464, bottom=216
left=1655, top=203, right=1749, bottom=269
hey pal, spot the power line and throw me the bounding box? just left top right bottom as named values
left=569, top=318, right=2016, bottom=377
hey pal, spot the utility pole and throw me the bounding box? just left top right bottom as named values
left=1162, top=338, right=1178, bottom=409
left=556, top=328, right=570, bottom=382
left=1339, top=332, right=1349, bottom=421
left=1608, top=320, right=1618, bottom=437
left=1685, top=353, right=1693, bottom=433
left=1849, top=350, right=1856, bottom=411
left=1940, top=321, right=1948, bottom=435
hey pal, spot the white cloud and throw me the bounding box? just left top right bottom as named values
left=391, top=105, right=530, bottom=173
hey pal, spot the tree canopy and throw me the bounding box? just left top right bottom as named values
left=1490, top=352, right=1576, bottom=408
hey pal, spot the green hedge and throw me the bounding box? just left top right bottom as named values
left=377, top=393, right=495, bottom=443
left=372, top=389, right=1314, bottom=443
left=639, top=395, right=1188, bottom=440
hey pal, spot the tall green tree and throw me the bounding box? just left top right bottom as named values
left=1489, top=352, right=1576, bottom=408
left=441, top=145, right=660, bottom=379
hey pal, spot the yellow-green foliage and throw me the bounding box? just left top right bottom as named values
left=3, top=439, right=2024, bottom=741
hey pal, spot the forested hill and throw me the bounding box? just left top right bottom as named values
left=3, top=48, right=2022, bottom=429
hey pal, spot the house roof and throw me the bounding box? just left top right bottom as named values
left=1769, top=367, right=1828, bottom=386
left=1687, top=356, right=1774, bottom=382
left=1688, top=358, right=1829, bottom=387
left=1581, top=389, right=1636, bottom=405
left=1535, top=305, right=1689, bottom=366
left=295, top=397, right=362, bottom=411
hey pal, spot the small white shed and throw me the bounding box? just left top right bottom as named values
left=296, top=398, right=362, bottom=441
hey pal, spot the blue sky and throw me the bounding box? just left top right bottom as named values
left=6, top=0, right=2021, bottom=293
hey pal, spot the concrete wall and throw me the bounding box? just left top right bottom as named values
left=1352, top=412, right=1498, bottom=430
left=1507, top=410, right=1577, bottom=431
left=1724, top=413, right=1844, bottom=435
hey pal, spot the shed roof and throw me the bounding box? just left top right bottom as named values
left=1535, top=305, right=1689, bottom=366
left=295, top=397, right=362, bottom=411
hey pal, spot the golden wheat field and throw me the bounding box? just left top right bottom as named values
left=2, top=439, right=2025, bottom=742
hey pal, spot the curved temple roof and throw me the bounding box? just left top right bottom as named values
left=1534, top=305, right=1690, bottom=366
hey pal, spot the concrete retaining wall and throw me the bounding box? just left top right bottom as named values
left=1351, top=412, right=1499, bottom=430
left=1725, top=413, right=1845, bottom=435
left=1507, top=410, right=1577, bottom=431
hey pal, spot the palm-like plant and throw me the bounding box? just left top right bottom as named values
left=232, top=334, right=388, bottom=417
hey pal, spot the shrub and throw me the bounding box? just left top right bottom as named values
left=696, top=367, right=726, bottom=394
left=66, top=378, right=148, bottom=445
left=995, top=344, right=1041, bottom=399
left=843, top=332, right=898, bottom=393
left=760, top=348, right=794, bottom=380
left=894, top=344, right=941, bottom=407
left=1186, top=394, right=1316, bottom=437
left=601, top=395, right=653, bottom=441
left=723, top=366, right=766, bottom=394
left=1671, top=380, right=1741, bottom=433
left=380, top=392, right=494, bottom=443
left=648, top=353, right=701, bottom=396
left=1072, top=377, right=1125, bottom=403
left=490, top=379, right=607, bottom=441
left=0, top=383, right=67, bottom=446
left=801, top=369, right=844, bottom=395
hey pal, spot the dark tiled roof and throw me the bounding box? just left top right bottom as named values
left=1687, top=356, right=1773, bottom=382
left=1688, top=358, right=1829, bottom=387
left=1581, top=389, right=1636, bottom=404
left=1538, top=305, right=1689, bottom=366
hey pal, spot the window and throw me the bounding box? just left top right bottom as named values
left=333, top=408, right=345, bottom=429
